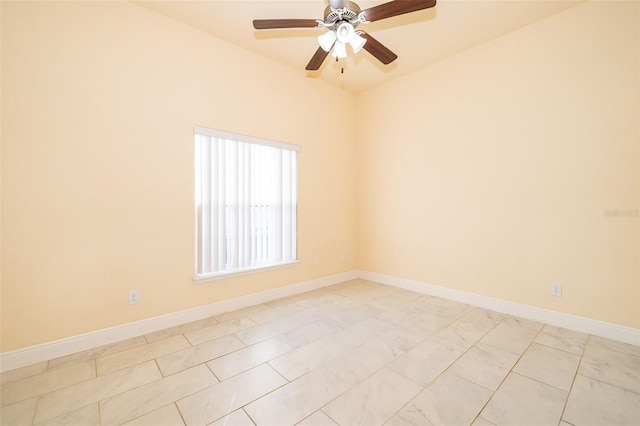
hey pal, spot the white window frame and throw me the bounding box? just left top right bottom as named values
left=194, top=126, right=300, bottom=283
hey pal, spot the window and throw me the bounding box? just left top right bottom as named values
left=194, top=126, right=299, bottom=282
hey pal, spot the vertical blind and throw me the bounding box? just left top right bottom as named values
left=195, top=127, right=299, bottom=277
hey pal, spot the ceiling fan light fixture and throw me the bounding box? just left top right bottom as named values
left=331, top=40, right=347, bottom=59
left=335, top=22, right=355, bottom=43
left=349, top=31, right=366, bottom=54
left=317, top=30, right=337, bottom=52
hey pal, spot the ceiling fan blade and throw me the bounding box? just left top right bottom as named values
left=305, top=46, right=330, bottom=71
left=328, top=0, right=347, bottom=9
left=360, top=32, right=398, bottom=64
left=361, top=0, right=436, bottom=22
left=253, top=19, right=320, bottom=29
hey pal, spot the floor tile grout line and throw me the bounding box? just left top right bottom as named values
left=97, top=373, right=167, bottom=423
left=296, top=409, right=321, bottom=425
left=243, top=404, right=260, bottom=426
left=153, top=358, right=166, bottom=379
left=241, top=407, right=258, bottom=426
left=420, top=313, right=511, bottom=424
left=556, top=333, right=589, bottom=426
left=201, top=362, right=292, bottom=423
left=30, top=391, right=44, bottom=425
left=28, top=396, right=39, bottom=426
left=322, top=407, right=341, bottom=425
left=0, top=359, right=99, bottom=410
left=45, top=337, right=151, bottom=373
left=232, top=302, right=348, bottom=347
left=575, top=373, right=640, bottom=396
left=254, top=305, right=384, bottom=368
left=433, top=311, right=508, bottom=390
left=0, top=364, right=46, bottom=386
left=112, top=366, right=218, bottom=425
left=185, top=359, right=295, bottom=423
left=508, top=370, right=572, bottom=393
left=571, top=350, right=640, bottom=395
left=204, top=358, right=223, bottom=383
left=531, top=324, right=590, bottom=357
left=517, top=332, right=639, bottom=397
left=34, top=401, right=101, bottom=426
left=467, top=316, right=545, bottom=425
left=119, top=402, right=182, bottom=426
left=407, top=310, right=510, bottom=399
left=96, top=340, right=191, bottom=378
left=533, top=339, right=587, bottom=357
left=174, top=402, right=187, bottom=426
left=23, top=363, right=141, bottom=424
left=376, top=380, right=426, bottom=425
left=92, top=366, right=177, bottom=423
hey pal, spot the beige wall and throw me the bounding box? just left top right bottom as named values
left=356, top=1, right=639, bottom=328
left=1, top=1, right=357, bottom=351
left=2, top=0, right=638, bottom=353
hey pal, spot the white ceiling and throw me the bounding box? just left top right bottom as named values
left=134, top=0, right=584, bottom=93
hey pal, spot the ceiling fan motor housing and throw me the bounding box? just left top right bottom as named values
left=323, top=1, right=362, bottom=29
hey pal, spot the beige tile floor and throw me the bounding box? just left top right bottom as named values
left=1, top=279, right=639, bottom=426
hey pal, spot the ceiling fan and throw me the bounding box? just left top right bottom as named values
left=253, top=0, right=437, bottom=71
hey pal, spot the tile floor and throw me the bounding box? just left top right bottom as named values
left=1, top=279, right=639, bottom=426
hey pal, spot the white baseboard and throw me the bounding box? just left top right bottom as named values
left=2, top=268, right=638, bottom=373
left=0, top=270, right=358, bottom=373
left=357, top=269, right=640, bottom=347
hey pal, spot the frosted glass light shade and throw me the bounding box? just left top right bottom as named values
left=317, top=30, right=337, bottom=52
left=336, top=22, right=355, bottom=43
left=331, top=41, right=347, bottom=59
left=349, top=32, right=366, bottom=54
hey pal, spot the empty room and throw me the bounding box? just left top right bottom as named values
left=1, top=0, right=638, bottom=425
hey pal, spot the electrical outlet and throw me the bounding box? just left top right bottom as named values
left=341, top=255, right=347, bottom=264
left=128, top=290, right=139, bottom=305
left=551, top=283, right=562, bottom=297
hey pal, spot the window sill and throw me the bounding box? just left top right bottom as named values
left=193, top=260, right=300, bottom=284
